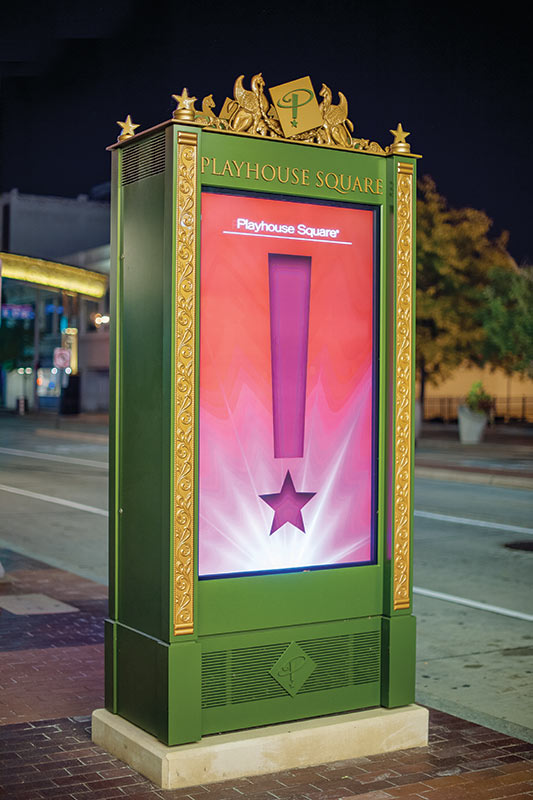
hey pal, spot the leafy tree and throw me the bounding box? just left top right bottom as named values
left=476, top=265, right=533, bottom=377
left=416, top=176, right=517, bottom=404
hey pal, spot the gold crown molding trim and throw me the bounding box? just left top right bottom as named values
left=173, top=130, right=198, bottom=636
left=393, top=160, right=414, bottom=611
left=0, top=251, right=108, bottom=298
left=109, top=118, right=423, bottom=160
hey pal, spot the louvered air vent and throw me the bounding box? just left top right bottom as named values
left=201, top=630, right=380, bottom=709
left=121, top=132, right=166, bottom=185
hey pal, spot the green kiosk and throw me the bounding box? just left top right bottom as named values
left=93, top=73, right=428, bottom=788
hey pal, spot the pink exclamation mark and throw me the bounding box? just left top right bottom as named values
left=260, top=254, right=315, bottom=536
left=268, top=253, right=311, bottom=458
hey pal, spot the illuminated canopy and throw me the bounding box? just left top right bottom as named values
left=0, top=251, right=108, bottom=298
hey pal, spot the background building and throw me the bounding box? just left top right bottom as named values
left=59, top=244, right=110, bottom=413
left=1, top=187, right=110, bottom=260
left=0, top=188, right=110, bottom=413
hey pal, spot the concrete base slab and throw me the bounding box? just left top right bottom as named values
left=92, top=705, right=429, bottom=790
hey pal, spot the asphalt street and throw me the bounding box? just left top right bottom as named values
left=0, top=415, right=531, bottom=742
left=0, top=418, right=108, bottom=583
left=413, top=476, right=533, bottom=742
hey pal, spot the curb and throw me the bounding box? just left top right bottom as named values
left=415, top=465, right=533, bottom=490
left=35, top=428, right=109, bottom=444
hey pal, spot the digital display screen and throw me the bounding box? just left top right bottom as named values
left=198, top=190, right=376, bottom=578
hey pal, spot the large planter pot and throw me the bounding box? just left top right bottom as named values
left=458, top=405, right=487, bottom=444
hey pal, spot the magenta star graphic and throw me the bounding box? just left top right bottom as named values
left=260, top=470, right=316, bottom=535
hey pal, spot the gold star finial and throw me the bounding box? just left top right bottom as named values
left=389, top=123, right=411, bottom=153
left=172, top=88, right=197, bottom=121
left=116, top=115, right=140, bottom=142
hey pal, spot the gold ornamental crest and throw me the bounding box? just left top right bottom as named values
left=169, top=74, right=415, bottom=157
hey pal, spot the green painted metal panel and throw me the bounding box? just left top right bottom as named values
left=119, top=172, right=169, bottom=639
left=104, top=619, right=117, bottom=713
left=108, top=150, right=121, bottom=622
left=377, top=200, right=389, bottom=596
left=200, top=617, right=381, bottom=734
left=382, top=156, right=398, bottom=618
left=201, top=130, right=386, bottom=204
left=199, top=565, right=383, bottom=636
left=168, top=641, right=202, bottom=745
left=204, top=683, right=381, bottom=735
left=408, top=158, right=418, bottom=619
left=110, top=623, right=202, bottom=746
left=115, top=623, right=169, bottom=741
left=381, top=614, right=416, bottom=707
left=107, top=118, right=418, bottom=745
left=161, top=127, right=179, bottom=645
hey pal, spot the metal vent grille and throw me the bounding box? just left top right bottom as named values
left=297, top=632, right=380, bottom=693
left=121, top=132, right=166, bottom=185
left=201, top=630, right=380, bottom=709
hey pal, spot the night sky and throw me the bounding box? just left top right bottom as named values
left=1, top=1, right=531, bottom=263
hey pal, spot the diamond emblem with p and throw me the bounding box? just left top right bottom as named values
left=270, top=641, right=316, bottom=696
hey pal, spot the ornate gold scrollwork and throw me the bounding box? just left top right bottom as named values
left=393, top=161, right=414, bottom=611
left=173, top=130, right=197, bottom=636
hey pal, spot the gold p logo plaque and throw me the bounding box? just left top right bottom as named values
left=269, top=76, right=323, bottom=138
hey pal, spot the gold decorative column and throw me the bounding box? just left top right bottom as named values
left=393, top=161, right=414, bottom=611
left=173, top=130, right=198, bottom=635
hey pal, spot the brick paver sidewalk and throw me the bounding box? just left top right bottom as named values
left=1, top=547, right=532, bottom=800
